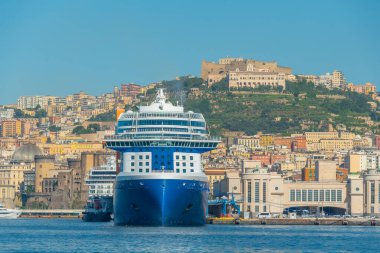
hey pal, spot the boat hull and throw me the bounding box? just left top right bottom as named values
left=113, top=175, right=209, bottom=226
left=0, top=211, right=21, bottom=219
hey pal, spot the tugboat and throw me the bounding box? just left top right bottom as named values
left=82, top=196, right=113, bottom=222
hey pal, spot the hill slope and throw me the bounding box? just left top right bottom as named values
left=149, top=77, right=380, bottom=135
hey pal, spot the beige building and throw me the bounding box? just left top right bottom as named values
left=34, top=155, right=57, bottom=193
left=201, top=57, right=291, bottom=86
left=228, top=71, right=286, bottom=89
left=332, top=70, right=345, bottom=88
left=214, top=159, right=380, bottom=217
left=234, top=135, right=260, bottom=149
left=0, top=163, right=31, bottom=202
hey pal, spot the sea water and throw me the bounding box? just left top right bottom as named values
left=0, top=219, right=379, bottom=252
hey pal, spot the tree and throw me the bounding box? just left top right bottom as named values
left=87, top=123, right=100, bottom=132
left=72, top=126, right=87, bottom=135
left=49, top=125, right=61, bottom=132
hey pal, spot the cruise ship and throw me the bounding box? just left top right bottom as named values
left=105, top=89, right=219, bottom=226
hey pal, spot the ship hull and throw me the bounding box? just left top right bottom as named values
left=113, top=175, right=209, bottom=226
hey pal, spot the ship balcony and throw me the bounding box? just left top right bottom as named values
left=104, top=134, right=220, bottom=141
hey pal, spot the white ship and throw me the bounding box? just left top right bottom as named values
left=0, top=203, right=21, bottom=219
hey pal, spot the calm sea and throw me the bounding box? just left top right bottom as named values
left=0, top=219, right=379, bottom=253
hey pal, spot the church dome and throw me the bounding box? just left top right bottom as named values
left=11, top=143, right=43, bottom=163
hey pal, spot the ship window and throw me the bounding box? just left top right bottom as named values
left=139, top=155, right=143, bottom=159
left=139, top=162, right=143, bottom=166
left=131, top=155, right=135, bottom=159
left=190, top=156, right=193, bottom=160
left=183, top=169, right=186, bottom=173
left=176, top=169, right=180, bottom=173
left=176, top=155, right=179, bottom=159
left=190, top=169, right=194, bottom=172
left=182, top=156, right=186, bottom=160
left=146, top=162, right=149, bottom=166
left=190, top=163, right=194, bottom=167
left=176, top=162, right=180, bottom=166
left=131, top=169, right=135, bottom=172
left=182, top=162, right=186, bottom=166
left=146, top=155, right=149, bottom=159
left=131, top=162, right=135, bottom=166
left=146, top=169, right=149, bottom=173
left=139, top=169, right=143, bottom=173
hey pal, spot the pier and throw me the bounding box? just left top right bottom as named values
left=207, top=217, right=379, bottom=226
left=20, top=209, right=84, bottom=219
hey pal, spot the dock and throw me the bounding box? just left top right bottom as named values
left=207, top=217, right=379, bottom=226
left=20, top=209, right=84, bottom=219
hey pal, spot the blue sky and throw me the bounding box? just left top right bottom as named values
left=0, top=0, right=379, bottom=104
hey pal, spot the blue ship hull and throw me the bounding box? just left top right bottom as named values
left=113, top=177, right=209, bottom=226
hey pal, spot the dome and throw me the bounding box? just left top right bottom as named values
left=11, top=143, right=43, bottom=163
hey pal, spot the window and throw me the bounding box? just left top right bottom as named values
left=182, top=162, right=186, bottom=167
left=325, top=190, right=330, bottom=202
left=248, top=182, right=252, bottom=203
left=190, top=163, right=194, bottom=167
left=139, top=169, right=142, bottom=173
left=331, top=190, right=336, bottom=202
left=182, top=169, right=186, bottom=173
left=146, top=155, right=149, bottom=159
left=139, top=155, right=143, bottom=159
left=302, top=190, right=307, bottom=202
left=308, top=190, right=313, bottom=202
left=290, top=189, right=295, bottom=202
left=190, top=169, right=194, bottom=172
left=263, top=182, right=267, bottom=203
left=190, top=156, right=193, bottom=160
left=337, top=190, right=342, bottom=202
left=255, top=205, right=259, bottom=212
left=320, top=190, right=324, bottom=201
left=182, top=156, right=186, bottom=160
left=254, top=181, right=259, bottom=203
left=176, top=169, right=180, bottom=173
left=131, top=155, right=135, bottom=159
left=371, top=182, right=375, bottom=204
left=139, top=162, right=143, bottom=166
left=146, top=162, right=149, bottom=166
left=176, top=155, right=179, bottom=160
left=296, top=190, right=301, bottom=201
left=131, top=162, right=135, bottom=167
left=176, top=162, right=179, bottom=166
left=314, top=190, right=319, bottom=202
left=146, top=169, right=149, bottom=173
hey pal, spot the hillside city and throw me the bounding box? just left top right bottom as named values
left=1, top=57, right=380, bottom=217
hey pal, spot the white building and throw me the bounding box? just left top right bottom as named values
left=0, top=109, right=15, bottom=119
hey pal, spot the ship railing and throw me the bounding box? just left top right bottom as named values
left=104, top=134, right=221, bottom=141
left=151, top=170, right=175, bottom=173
